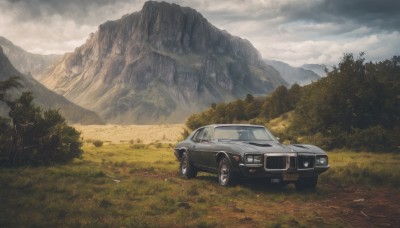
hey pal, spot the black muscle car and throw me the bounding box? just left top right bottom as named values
left=174, top=124, right=329, bottom=190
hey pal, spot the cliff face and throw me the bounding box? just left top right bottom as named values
left=0, top=46, right=103, bottom=124
left=37, top=1, right=286, bottom=124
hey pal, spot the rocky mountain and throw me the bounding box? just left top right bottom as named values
left=0, top=36, right=61, bottom=75
left=301, top=64, right=327, bottom=77
left=37, top=1, right=286, bottom=124
left=0, top=46, right=103, bottom=124
left=265, top=60, right=320, bottom=86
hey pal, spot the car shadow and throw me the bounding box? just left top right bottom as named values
left=194, top=174, right=318, bottom=194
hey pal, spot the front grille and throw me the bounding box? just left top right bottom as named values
left=265, top=156, right=286, bottom=169
left=264, top=153, right=315, bottom=170
left=289, top=156, right=297, bottom=169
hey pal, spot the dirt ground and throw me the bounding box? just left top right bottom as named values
left=133, top=170, right=400, bottom=227
left=73, top=124, right=185, bottom=144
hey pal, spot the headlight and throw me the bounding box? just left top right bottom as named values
left=253, top=155, right=262, bottom=163
left=316, top=156, right=328, bottom=166
left=246, top=154, right=262, bottom=163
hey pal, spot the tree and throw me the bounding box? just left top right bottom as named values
left=0, top=76, right=22, bottom=102
left=1, top=91, right=82, bottom=165
left=291, top=53, right=400, bottom=151
left=0, top=76, right=22, bottom=162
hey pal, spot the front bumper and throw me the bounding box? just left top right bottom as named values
left=237, top=153, right=329, bottom=181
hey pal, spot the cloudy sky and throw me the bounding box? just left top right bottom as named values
left=1, top=0, right=399, bottom=67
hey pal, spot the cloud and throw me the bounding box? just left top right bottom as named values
left=0, top=0, right=398, bottom=66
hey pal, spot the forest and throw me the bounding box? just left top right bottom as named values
left=186, top=53, right=400, bottom=152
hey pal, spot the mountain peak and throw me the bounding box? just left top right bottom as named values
left=37, top=1, right=286, bottom=124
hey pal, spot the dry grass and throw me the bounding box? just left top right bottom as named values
left=1, top=146, right=399, bottom=228
left=1, top=124, right=400, bottom=227
left=73, top=124, right=185, bottom=144
left=267, top=111, right=294, bottom=134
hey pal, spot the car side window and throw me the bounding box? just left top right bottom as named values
left=201, top=127, right=213, bottom=142
left=191, top=128, right=205, bottom=143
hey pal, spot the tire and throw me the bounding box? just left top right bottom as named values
left=218, top=157, right=235, bottom=186
left=295, top=176, right=318, bottom=191
left=180, top=152, right=197, bottom=179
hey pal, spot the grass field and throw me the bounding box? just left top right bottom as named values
left=73, top=124, right=185, bottom=144
left=1, top=141, right=399, bottom=227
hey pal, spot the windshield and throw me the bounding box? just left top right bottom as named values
left=213, top=126, right=276, bottom=141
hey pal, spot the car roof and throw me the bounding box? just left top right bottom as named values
left=203, top=124, right=265, bottom=128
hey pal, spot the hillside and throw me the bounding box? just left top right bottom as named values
left=0, top=36, right=60, bottom=75
left=185, top=54, right=400, bottom=152
left=265, top=59, right=320, bottom=86
left=301, top=63, right=327, bottom=77
left=0, top=46, right=103, bottom=124
left=37, top=1, right=287, bottom=124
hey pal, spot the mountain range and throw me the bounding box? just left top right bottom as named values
left=36, top=1, right=288, bottom=124
left=301, top=64, right=327, bottom=77
left=264, top=60, right=320, bottom=86
left=0, top=36, right=60, bottom=75
left=0, top=45, right=103, bottom=124
left=1, top=1, right=325, bottom=124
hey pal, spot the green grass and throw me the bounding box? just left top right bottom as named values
left=323, top=150, right=400, bottom=188
left=0, top=145, right=399, bottom=227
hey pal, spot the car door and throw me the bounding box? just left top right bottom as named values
left=193, top=127, right=218, bottom=172
left=188, top=128, right=205, bottom=166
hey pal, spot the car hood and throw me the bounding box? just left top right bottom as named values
left=219, top=141, right=326, bottom=155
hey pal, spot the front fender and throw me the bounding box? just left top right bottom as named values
left=215, top=151, right=241, bottom=173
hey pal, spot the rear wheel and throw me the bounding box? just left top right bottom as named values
left=295, top=176, right=318, bottom=191
left=180, top=152, right=197, bottom=179
left=218, top=157, right=235, bottom=186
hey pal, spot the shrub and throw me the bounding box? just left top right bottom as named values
left=0, top=117, right=12, bottom=161
left=181, top=128, right=190, bottom=140
left=345, top=126, right=399, bottom=152
left=2, top=92, right=83, bottom=165
left=154, top=143, right=162, bottom=148
left=92, top=140, right=103, bottom=147
left=130, top=144, right=146, bottom=149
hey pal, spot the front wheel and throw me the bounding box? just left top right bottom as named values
left=218, top=157, right=235, bottom=186
left=295, top=176, right=318, bottom=191
left=180, top=152, right=197, bottom=179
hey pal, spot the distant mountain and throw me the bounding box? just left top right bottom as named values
left=301, top=64, right=327, bottom=77
left=0, top=36, right=61, bottom=75
left=0, top=46, right=103, bottom=124
left=37, top=1, right=287, bottom=124
left=265, top=60, right=320, bottom=86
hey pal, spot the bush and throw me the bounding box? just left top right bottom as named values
left=130, top=144, right=147, bottom=149
left=1, top=92, right=83, bottom=165
left=0, top=117, right=12, bottom=161
left=345, top=126, right=399, bottom=152
left=92, top=140, right=103, bottom=147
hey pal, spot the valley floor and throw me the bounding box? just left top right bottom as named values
left=73, top=124, right=185, bottom=144
left=1, top=126, right=399, bottom=227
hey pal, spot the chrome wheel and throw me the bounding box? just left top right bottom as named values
left=219, top=161, right=229, bottom=185
left=218, top=157, right=234, bottom=186
left=180, top=152, right=197, bottom=179
left=181, top=157, right=188, bottom=175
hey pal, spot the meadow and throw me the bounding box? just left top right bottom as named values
left=1, top=140, right=399, bottom=227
